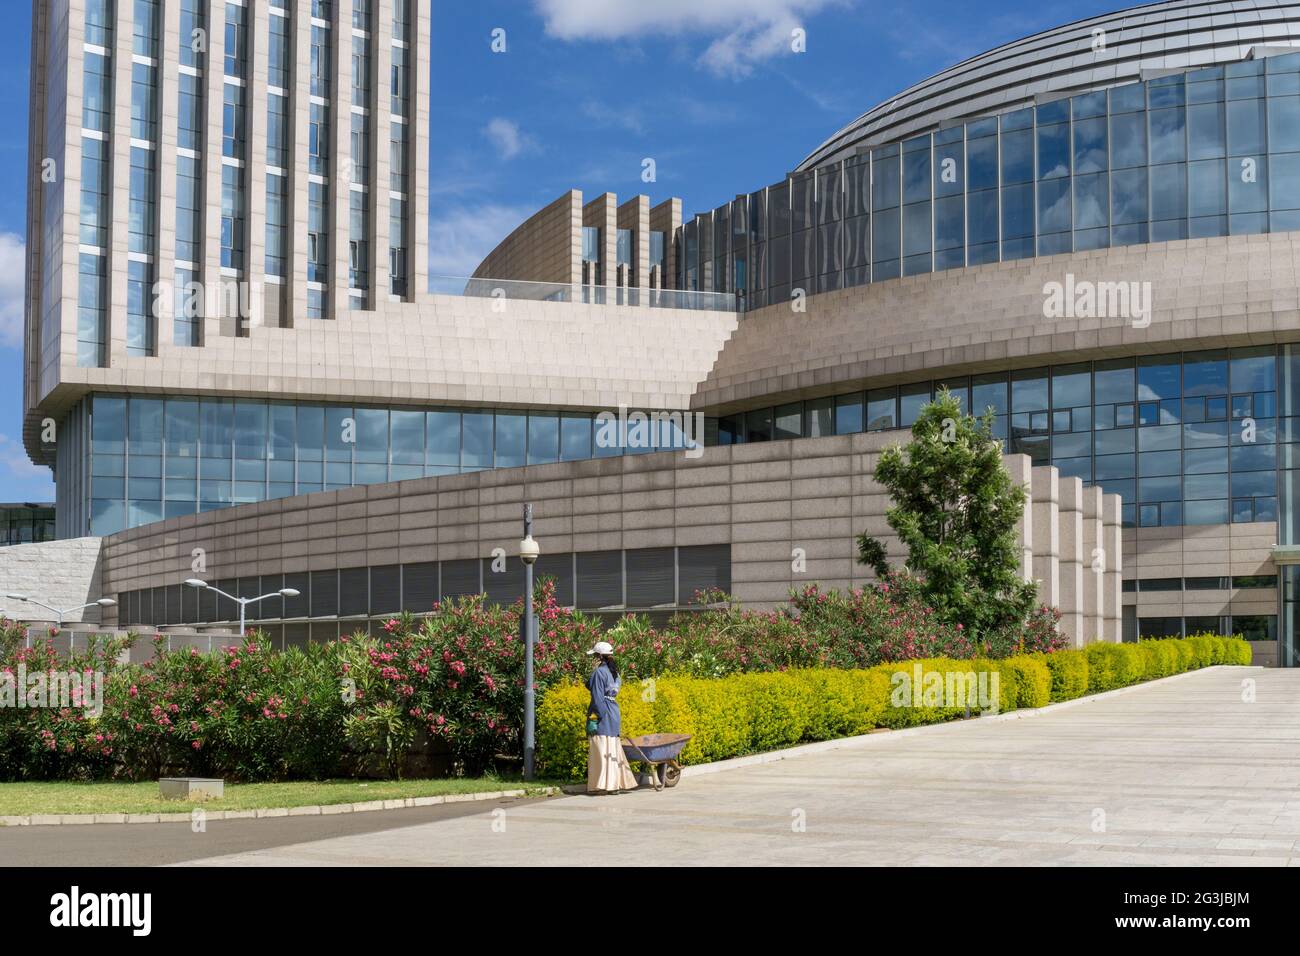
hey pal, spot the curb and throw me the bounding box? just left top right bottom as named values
left=673, top=664, right=1252, bottom=781
left=0, top=786, right=561, bottom=827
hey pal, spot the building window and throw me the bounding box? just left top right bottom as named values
left=77, top=254, right=108, bottom=368
left=308, top=182, right=328, bottom=282
left=349, top=190, right=368, bottom=291
left=175, top=268, right=201, bottom=347
left=176, top=155, right=202, bottom=264
left=133, top=0, right=160, bottom=58
left=265, top=173, right=287, bottom=277
left=179, top=0, right=205, bottom=69
left=268, top=12, right=290, bottom=90
left=224, top=2, right=247, bottom=78
left=267, top=92, right=288, bottom=168
left=178, top=72, right=203, bottom=151
left=352, top=34, right=370, bottom=108
left=128, top=146, right=156, bottom=255
left=126, top=260, right=155, bottom=357
left=130, top=62, right=157, bottom=141
left=79, top=137, right=111, bottom=248
left=309, top=103, right=329, bottom=174
left=82, top=52, right=112, bottom=133
left=351, top=113, right=369, bottom=184
left=221, top=164, right=244, bottom=270
left=389, top=121, right=408, bottom=193
left=311, top=25, right=331, bottom=98
left=223, top=84, right=245, bottom=158
left=390, top=45, right=409, bottom=117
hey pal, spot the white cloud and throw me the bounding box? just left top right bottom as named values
left=0, top=233, right=26, bottom=350
left=482, top=118, right=535, bottom=160
left=533, top=0, right=845, bottom=77
left=427, top=202, right=538, bottom=279
left=0, top=433, right=54, bottom=502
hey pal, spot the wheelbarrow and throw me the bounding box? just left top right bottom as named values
left=621, top=733, right=692, bottom=791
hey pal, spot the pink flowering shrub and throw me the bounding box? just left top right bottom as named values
left=0, top=572, right=1067, bottom=782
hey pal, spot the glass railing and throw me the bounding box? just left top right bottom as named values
left=429, top=276, right=738, bottom=312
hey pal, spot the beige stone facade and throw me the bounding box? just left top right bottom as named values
left=98, top=433, right=1122, bottom=647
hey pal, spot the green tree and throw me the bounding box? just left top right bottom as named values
left=856, top=389, right=1037, bottom=640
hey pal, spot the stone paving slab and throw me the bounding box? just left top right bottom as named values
left=177, top=666, right=1300, bottom=867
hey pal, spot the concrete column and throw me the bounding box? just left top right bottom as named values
left=1002, top=454, right=1034, bottom=584
left=201, top=0, right=229, bottom=342
left=286, top=0, right=313, bottom=327
left=1058, top=477, right=1085, bottom=647
left=617, top=194, right=650, bottom=299
left=330, top=0, right=353, bottom=318
left=106, top=0, right=135, bottom=365
left=583, top=193, right=619, bottom=292
left=650, top=198, right=682, bottom=289
left=155, top=0, right=180, bottom=350
left=370, top=1, right=393, bottom=301
left=1082, top=485, right=1105, bottom=644
left=246, top=0, right=271, bottom=330
left=411, top=0, right=431, bottom=298
left=1102, top=492, right=1123, bottom=642
left=1030, top=465, right=1060, bottom=610
left=57, top=1, right=87, bottom=370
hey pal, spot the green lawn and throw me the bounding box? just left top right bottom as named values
left=0, top=777, right=562, bottom=817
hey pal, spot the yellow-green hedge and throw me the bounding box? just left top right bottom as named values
left=537, top=637, right=1253, bottom=780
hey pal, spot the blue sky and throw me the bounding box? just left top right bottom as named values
left=0, top=0, right=1124, bottom=503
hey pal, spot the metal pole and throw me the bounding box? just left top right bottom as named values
left=523, top=503, right=535, bottom=781
left=239, top=600, right=246, bottom=638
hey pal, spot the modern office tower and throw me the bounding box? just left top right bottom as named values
left=17, top=0, right=1300, bottom=667
left=24, top=0, right=430, bottom=535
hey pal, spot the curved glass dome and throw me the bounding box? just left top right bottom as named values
left=798, top=0, right=1300, bottom=171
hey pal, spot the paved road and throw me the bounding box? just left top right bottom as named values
left=0, top=798, right=537, bottom=866
left=165, top=666, right=1300, bottom=867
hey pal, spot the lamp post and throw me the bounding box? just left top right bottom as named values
left=185, top=579, right=300, bottom=637
left=519, top=504, right=541, bottom=780
left=5, top=594, right=116, bottom=628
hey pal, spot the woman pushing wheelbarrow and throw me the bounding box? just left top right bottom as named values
left=584, top=641, right=692, bottom=794
left=584, top=640, right=638, bottom=794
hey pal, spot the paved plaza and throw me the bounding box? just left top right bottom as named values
left=160, top=667, right=1300, bottom=867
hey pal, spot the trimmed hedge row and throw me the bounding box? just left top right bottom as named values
left=538, top=636, right=1252, bottom=780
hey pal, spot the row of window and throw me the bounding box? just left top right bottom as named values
left=1137, top=615, right=1276, bottom=642
left=85, top=394, right=702, bottom=535
left=117, top=544, right=732, bottom=628
left=716, top=348, right=1293, bottom=528
left=681, top=53, right=1300, bottom=307
left=1122, top=575, right=1277, bottom=593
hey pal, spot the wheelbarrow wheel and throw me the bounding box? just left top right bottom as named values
left=661, top=761, right=682, bottom=788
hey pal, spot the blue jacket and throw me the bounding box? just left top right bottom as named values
left=586, top=662, right=622, bottom=737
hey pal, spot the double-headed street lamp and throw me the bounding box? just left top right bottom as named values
left=5, top=593, right=116, bottom=628
left=520, top=504, right=540, bottom=781
left=185, top=579, right=300, bottom=636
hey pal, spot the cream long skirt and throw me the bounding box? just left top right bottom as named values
left=588, top=735, right=639, bottom=793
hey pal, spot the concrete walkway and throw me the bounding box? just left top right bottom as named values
left=180, top=666, right=1300, bottom=867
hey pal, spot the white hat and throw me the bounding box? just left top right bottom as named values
left=586, top=641, right=614, bottom=656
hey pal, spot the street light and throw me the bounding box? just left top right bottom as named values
left=185, top=579, right=300, bottom=637
left=519, top=504, right=541, bottom=780
left=5, top=593, right=116, bottom=628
